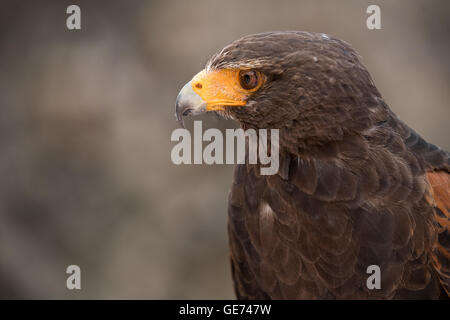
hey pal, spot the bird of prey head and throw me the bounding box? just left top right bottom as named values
left=175, top=31, right=450, bottom=300
left=176, top=31, right=387, bottom=154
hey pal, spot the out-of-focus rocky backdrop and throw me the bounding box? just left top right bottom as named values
left=0, top=0, right=448, bottom=298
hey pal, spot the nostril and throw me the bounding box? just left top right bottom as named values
left=194, top=82, right=202, bottom=89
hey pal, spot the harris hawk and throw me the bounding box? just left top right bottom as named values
left=175, top=31, right=450, bottom=299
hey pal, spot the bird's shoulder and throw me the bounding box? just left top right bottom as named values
left=366, top=116, right=449, bottom=297
left=227, top=122, right=449, bottom=298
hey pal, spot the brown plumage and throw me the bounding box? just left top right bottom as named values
left=176, top=31, right=450, bottom=299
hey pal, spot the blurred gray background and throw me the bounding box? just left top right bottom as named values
left=0, top=0, right=448, bottom=299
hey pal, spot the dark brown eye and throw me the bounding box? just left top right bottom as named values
left=239, top=70, right=259, bottom=90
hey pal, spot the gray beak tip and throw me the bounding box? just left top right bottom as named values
left=174, top=111, right=185, bottom=128
left=174, top=80, right=207, bottom=128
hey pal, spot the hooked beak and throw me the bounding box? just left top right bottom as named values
left=175, top=80, right=207, bottom=127
left=175, top=69, right=250, bottom=127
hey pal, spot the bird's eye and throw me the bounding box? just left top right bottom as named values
left=239, top=70, right=260, bottom=90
